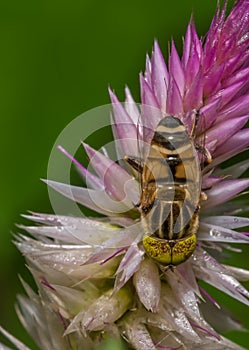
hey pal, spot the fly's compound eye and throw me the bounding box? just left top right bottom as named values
left=142, top=234, right=197, bottom=266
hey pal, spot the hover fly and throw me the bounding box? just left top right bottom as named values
left=125, top=113, right=208, bottom=268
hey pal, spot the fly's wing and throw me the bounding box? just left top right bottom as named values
left=173, top=143, right=201, bottom=235
left=173, top=111, right=205, bottom=234
left=141, top=116, right=179, bottom=236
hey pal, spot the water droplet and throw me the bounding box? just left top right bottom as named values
left=210, top=229, right=221, bottom=237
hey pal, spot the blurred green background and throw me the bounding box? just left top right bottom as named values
left=0, top=0, right=248, bottom=349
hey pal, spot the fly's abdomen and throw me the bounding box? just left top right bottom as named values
left=144, top=186, right=196, bottom=239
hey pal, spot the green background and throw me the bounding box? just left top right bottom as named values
left=0, top=0, right=248, bottom=349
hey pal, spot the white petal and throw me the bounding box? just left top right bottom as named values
left=45, top=179, right=133, bottom=216
left=159, top=284, right=201, bottom=341
left=198, top=223, right=249, bottom=243
left=222, top=265, right=249, bottom=281
left=201, top=215, right=249, bottom=229
left=177, top=261, right=203, bottom=299
left=65, top=287, right=132, bottom=333
left=165, top=270, right=201, bottom=319
left=193, top=249, right=249, bottom=306
left=214, top=159, right=249, bottom=179
left=200, top=298, right=246, bottom=334
left=0, top=326, right=31, bottom=350
left=133, top=258, right=161, bottom=312
left=119, top=312, right=157, bottom=350
left=19, top=218, right=118, bottom=245
left=86, top=222, right=144, bottom=264
left=114, top=245, right=144, bottom=291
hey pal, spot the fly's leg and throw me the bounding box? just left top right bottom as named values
left=189, top=109, right=212, bottom=165
left=124, top=155, right=143, bottom=173
left=124, top=155, right=144, bottom=208
left=195, top=144, right=212, bottom=165
left=189, top=109, right=200, bottom=138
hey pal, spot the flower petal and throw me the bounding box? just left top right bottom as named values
left=201, top=215, right=249, bottom=229
left=151, top=40, right=169, bottom=111
left=0, top=326, right=31, bottom=350
left=184, top=69, right=203, bottom=110
left=114, top=245, right=144, bottom=292
left=109, top=88, right=139, bottom=157
left=124, top=86, right=140, bottom=124
left=166, top=75, right=184, bottom=114
left=213, top=159, right=249, bottom=179
left=119, top=312, right=157, bottom=350
left=18, top=218, right=117, bottom=245
left=169, top=40, right=185, bottom=97
left=223, top=265, right=249, bottom=282
left=133, top=258, right=161, bottom=312
left=202, top=176, right=223, bottom=190
left=83, top=142, right=139, bottom=204
left=205, top=115, right=248, bottom=149
left=218, top=95, right=249, bottom=120
left=214, top=128, right=249, bottom=158
left=86, top=222, right=144, bottom=264
left=58, top=145, right=103, bottom=190
left=193, top=249, right=249, bottom=306
left=203, top=64, right=224, bottom=97
left=140, top=74, right=163, bottom=131
left=200, top=298, right=246, bottom=334
left=183, top=21, right=202, bottom=88
left=200, top=98, right=221, bottom=130
left=44, top=179, right=133, bottom=215
left=198, top=222, right=249, bottom=243
left=144, top=54, right=152, bottom=86
left=159, top=284, right=201, bottom=341
left=65, top=287, right=132, bottom=334
left=207, top=79, right=249, bottom=110
left=203, top=179, right=249, bottom=209
left=177, top=260, right=203, bottom=299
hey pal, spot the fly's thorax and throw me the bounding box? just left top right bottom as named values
left=152, top=116, right=191, bottom=152
left=145, top=122, right=201, bottom=197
